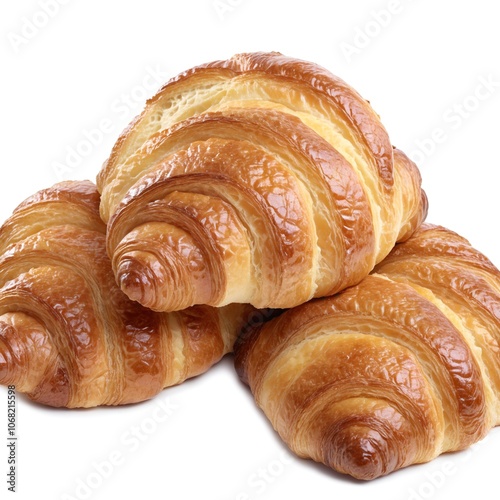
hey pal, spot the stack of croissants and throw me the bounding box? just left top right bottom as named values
left=1, top=52, right=499, bottom=481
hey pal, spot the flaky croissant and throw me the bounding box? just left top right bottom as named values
left=0, top=180, right=253, bottom=408
left=97, top=52, right=427, bottom=312
left=235, top=224, right=500, bottom=480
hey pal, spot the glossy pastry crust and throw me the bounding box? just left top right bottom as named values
left=0, top=181, right=253, bottom=408
left=235, top=224, right=500, bottom=480
left=97, top=52, right=427, bottom=312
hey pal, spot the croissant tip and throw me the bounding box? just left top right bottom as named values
left=117, top=255, right=156, bottom=308
left=0, top=351, right=7, bottom=385
left=0, top=327, right=12, bottom=386
left=327, top=428, right=392, bottom=481
left=118, top=268, right=150, bottom=305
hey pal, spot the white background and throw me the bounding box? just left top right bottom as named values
left=1, top=1, right=500, bottom=499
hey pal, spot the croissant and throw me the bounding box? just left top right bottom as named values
left=234, top=224, right=500, bottom=480
left=0, top=180, right=253, bottom=408
left=97, top=52, right=427, bottom=312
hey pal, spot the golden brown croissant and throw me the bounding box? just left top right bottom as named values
left=235, top=224, right=500, bottom=480
left=97, top=52, right=427, bottom=312
left=0, top=180, right=253, bottom=408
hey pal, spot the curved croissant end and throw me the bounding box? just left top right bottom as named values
left=0, top=181, right=254, bottom=408
left=235, top=224, right=500, bottom=480
left=98, top=52, right=427, bottom=312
